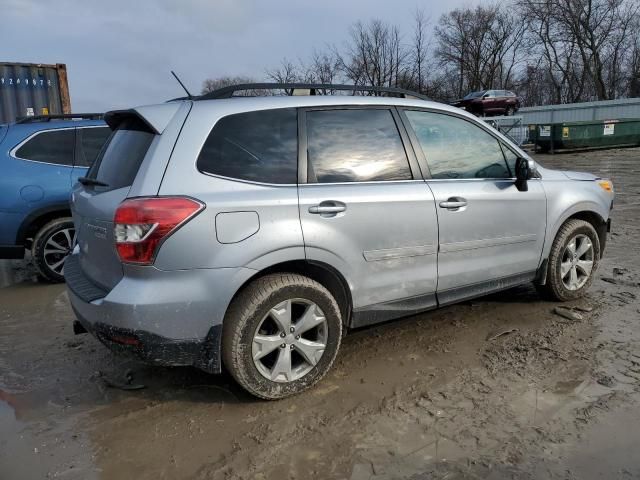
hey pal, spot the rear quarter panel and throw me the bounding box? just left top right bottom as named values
left=154, top=102, right=305, bottom=272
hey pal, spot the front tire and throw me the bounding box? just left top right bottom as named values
left=32, top=217, right=76, bottom=283
left=222, top=273, right=343, bottom=400
left=538, top=219, right=600, bottom=301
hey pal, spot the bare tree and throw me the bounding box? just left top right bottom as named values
left=435, top=4, right=526, bottom=99
left=519, top=0, right=640, bottom=103
left=336, top=19, right=410, bottom=92
left=265, top=58, right=301, bottom=84
left=204, top=0, right=640, bottom=107
left=411, top=9, right=431, bottom=94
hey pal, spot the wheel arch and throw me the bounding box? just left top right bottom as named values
left=537, top=209, right=607, bottom=286
left=540, top=206, right=608, bottom=283
left=565, top=210, right=608, bottom=257
left=15, top=203, right=72, bottom=247
left=227, top=259, right=353, bottom=328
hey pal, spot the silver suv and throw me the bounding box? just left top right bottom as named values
left=66, top=84, right=614, bottom=399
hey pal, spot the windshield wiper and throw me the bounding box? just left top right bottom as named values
left=78, top=177, right=109, bottom=187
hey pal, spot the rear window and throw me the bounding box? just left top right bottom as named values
left=76, top=126, right=111, bottom=167
left=196, top=108, right=298, bottom=184
left=15, top=129, right=75, bottom=166
left=88, top=118, right=154, bottom=190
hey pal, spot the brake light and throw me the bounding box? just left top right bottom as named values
left=114, top=197, right=204, bottom=265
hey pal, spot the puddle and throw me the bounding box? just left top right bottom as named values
left=0, top=391, right=97, bottom=480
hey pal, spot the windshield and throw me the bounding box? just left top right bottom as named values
left=463, top=90, right=487, bottom=99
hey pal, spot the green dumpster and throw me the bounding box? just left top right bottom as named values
left=531, top=118, right=640, bottom=153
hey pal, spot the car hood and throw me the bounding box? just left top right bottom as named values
left=562, top=170, right=600, bottom=181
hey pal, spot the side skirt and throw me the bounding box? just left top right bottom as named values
left=437, top=271, right=537, bottom=307
left=350, top=293, right=437, bottom=329
left=350, top=271, right=537, bottom=329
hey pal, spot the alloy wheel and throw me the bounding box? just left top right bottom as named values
left=252, top=298, right=328, bottom=383
left=560, top=233, right=594, bottom=291
left=43, top=227, right=76, bottom=275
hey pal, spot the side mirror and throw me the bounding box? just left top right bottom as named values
left=515, top=157, right=531, bottom=192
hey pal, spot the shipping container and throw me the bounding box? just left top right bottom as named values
left=0, top=62, right=71, bottom=124
left=531, top=118, right=640, bottom=153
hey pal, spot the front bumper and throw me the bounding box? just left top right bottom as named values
left=65, top=253, right=256, bottom=373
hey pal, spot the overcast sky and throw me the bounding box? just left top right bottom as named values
left=3, top=0, right=481, bottom=112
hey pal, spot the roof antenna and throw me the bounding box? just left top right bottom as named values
left=171, top=71, right=194, bottom=99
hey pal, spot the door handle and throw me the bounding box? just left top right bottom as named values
left=439, top=197, right=468, bottom=210
left=309, top=201, right=346, bottom=216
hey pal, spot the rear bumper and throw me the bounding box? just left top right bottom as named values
left=65, top=253, right=256, bottom=373
left=72, top=308, right=221, bottom=372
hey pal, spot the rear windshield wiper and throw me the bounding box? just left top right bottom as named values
left=78, top=177, right=109, bottom=187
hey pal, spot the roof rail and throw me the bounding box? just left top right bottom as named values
left=15, top=113, right=104, bottom=124
left=196, top=83, right=430, bottom=101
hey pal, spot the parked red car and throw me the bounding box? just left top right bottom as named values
left=453, top=90, right=521, bottom=116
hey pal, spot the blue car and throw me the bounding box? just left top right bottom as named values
left=0, top=114, right=110, bottom=282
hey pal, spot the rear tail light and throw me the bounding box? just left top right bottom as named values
left=114, top=197, right=204, bottom=265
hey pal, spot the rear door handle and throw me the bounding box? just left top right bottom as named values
left=309, top=201, right=346, bottom=216
left=439, top=197, right=468, bottom=210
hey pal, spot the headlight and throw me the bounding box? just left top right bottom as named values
left=598, top=180, right=613, bottom=192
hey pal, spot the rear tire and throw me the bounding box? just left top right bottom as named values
left=505, top=106, right=515, bottom=116
left=537, top=219, right=600, bottom=301
left=222, top=273, right=342, bottom=400
left=32, top=217, right=75, bottom=283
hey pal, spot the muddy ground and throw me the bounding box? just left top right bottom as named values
left=1, top=147, right=639, bottom=480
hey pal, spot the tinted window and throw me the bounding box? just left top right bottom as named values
left=15, top=129, right=75, bottom=166
left=404, top=110, right=510, bottom=179
left=306, top=109, right=411, bottom=183
left=88, top=118, right=154, bottom=190
left=77, top=127, right=111, bottom=167
left=197, top=108, right=298, bottom=184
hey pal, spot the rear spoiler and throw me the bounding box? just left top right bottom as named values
left=104, top=102, right=184, bottom=134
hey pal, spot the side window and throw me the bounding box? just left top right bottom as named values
left=76, top=127, right=111, bottom=167
left=306, top=109, right=412, bottom=183
left=501, top=144, right=519, bottom=176
left=404, top=110, right=510, bottom=179
left=14, top=129, right=75, bottom=166
left=197, top=108, right=298, bottom=184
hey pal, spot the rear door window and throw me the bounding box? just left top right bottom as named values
left=88, top=117, right=154, bottom=190
left=14, top=129, right=75, bottom=166
left=306, top=109, right=412, bottom=183
left=197, top=108, right=298, bottom=184
left=76, top=126, right=111, bottom=167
